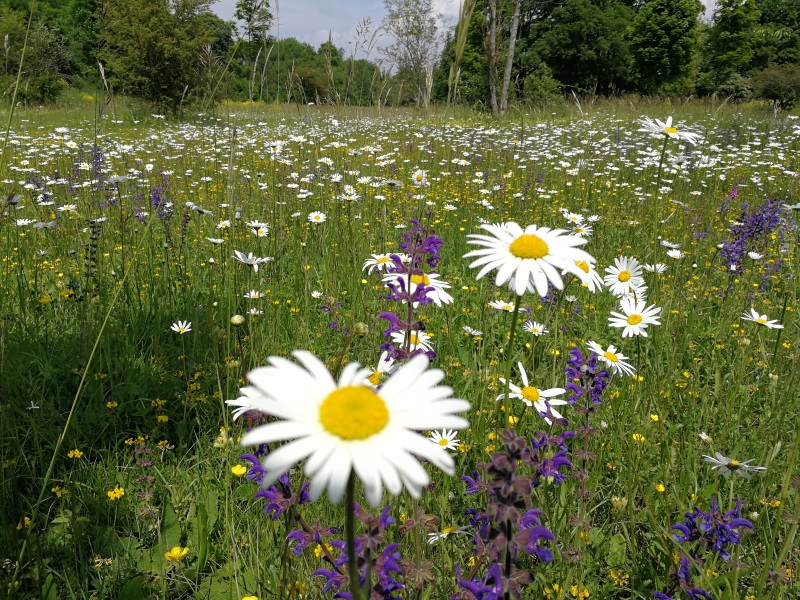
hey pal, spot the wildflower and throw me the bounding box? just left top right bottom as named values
left=164, top=546, right=189, bottom=563
left=655, top=483, right=666, bottom=493
left=463, top=325, right=483, bottom=337
left=523, top=320, right=548, bottom=336
left=429, top=429, right=460, bottom=451
left=364, top=351, right=397, bottom=387
left=609, top=298, right=662, bottom=338
left=488, top=299, right=516, bottom=312
left=308, top=211, right=326, bottom=223
left=632, top=433, right=646, bottom=443
left=643, top=263, right=668, bottom=273
left=586, top=341, right=635, bottom=376
left=226, top=385, right=268, bottom=421
left=171, top=321, right=192, bottom=334
left=604, top=256, right=645, bottom=297
left=638, top=116, right=702, bottom=145
left=411, top=169, right=428, bottom=186
left=239, top=352, right=470, bottom=507
left=390, top=329, right=433, bottom=353
left=243, top=290, right=264, bottom=299
left=382, top=270, right=454, bottom=307
left=497, top=362, right=567, bottom=426
left=233, top=250, right=273, bottom=273
left=464, top=222, right=595, bottom=297
left=107, top=486, right=125, bottom=501
left=363, top=253, right=396, bottom=275
left=741, top=308, right=783, bottom=329
left=666, top=249, right=684, bottom=259
left=231, top=464, right=248, bottom=477
left=68, top=449, right=84, bottom=459
left=311, top=290, right=323, bottom=298
left=427, top=525, right=470, bottom=544
left=671, top=497, right=753, bottom=561
left=702, top=452, right=766, bottom=479
left=216, top=220, right=231, bottom=229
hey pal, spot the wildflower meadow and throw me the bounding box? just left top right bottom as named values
left=1, top=102, right=799, bottom=600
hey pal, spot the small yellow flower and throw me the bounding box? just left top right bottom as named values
left=632, top=433, right=646, bottom=443
left=16, top=516, right=31, bottom=530
left=242, top=596, right=258, bottom=600
left=107, top=486, right=125, bottom=501
left=655, top=483, right=666, bottom=493
left=649, top=413, right=659, bottom=422
left=231, top=464, right=247, bottom=477
left=52, top=486, right=69, bottom=498
left=164, top=546, right=189, bottom=563
left=106, top=401, right=118, bottom=409
left=68, top=449, right=84, bottom=459
left=156, top=415, right=169, bottom=423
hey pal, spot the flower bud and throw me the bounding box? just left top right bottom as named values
left=230, top=315, right=245, bottom=327
left=353, top=322, right=369, bottom=337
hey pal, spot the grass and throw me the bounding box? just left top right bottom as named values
left=0, top=99, right=799, bottom=600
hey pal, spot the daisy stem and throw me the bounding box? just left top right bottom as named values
left=502, top=295, right=523, bottom=420
left=344, top=473, right=366, bottom=600
left=333, top=329, right=356, bottom=378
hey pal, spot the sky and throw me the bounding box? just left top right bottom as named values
left=211, top=0, right=462, bottom=55
left=211, top=0, right=716, bottom=56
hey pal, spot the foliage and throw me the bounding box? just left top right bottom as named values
left=751, top=62, right=800, bottom=108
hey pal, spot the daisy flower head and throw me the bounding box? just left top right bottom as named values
left=571, top=259, right=604, bottom=292
left=464, top=222, right=595, bottom=297
left=523, top=320, right=548, bottom=336
left=747, top=251, right=763, bottom=260
left=488, top=299, right=516, bottom=312
left=226, top=385, right=269, bottom=420
left=462, top=325, right=483, bottom=337
left=363, top=253, right=396, bottom=275
left=239, top=351, right=470, bottom=507
left=429, top=429, right=460, bottom=451
left=497, top=362, right=567, bottom=425
left=427, top=525, right=470, bottom=544
left=608, top=298, right=662, bottom=338
left=666, top=249, right=684, bottom=260
left=411, top=169, right=428, bottom=187
left=586, top=341, right=635, bottom=377
left=390, top=329, right=433, bottom=353
left=643, top=263, right=667, bottom=274
left=638, top=116, right=702, bottom=145
left=233, top=250, right=274, bottom=273
left=741, top=308, right=783, bottom=329
left=364, top=351, right=397, bottom=387
left=171, top=321, right=192, bottom=334
left=702, top=452, right=766, bottom=479
left=604, top=256, right=645, bottom=297
left=308, top=211, right=326, bottom=223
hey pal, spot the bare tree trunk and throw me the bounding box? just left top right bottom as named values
left=500, top=0, right=522, bottom=113
left=487, top=0, right=499, bottom=115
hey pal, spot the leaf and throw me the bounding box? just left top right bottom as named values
left=41, top=574, right=57, bottom=600
left=606, top=533, right=627, bottom=567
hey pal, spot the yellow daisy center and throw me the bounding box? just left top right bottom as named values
left=441, top=526, right=458, bottom=535
left=521, top=386, right=540, bottom=403
left=575, top=260, right=590, bottom=273
left=410, top=274, right=431, bottom=285
left=376, top=256, right=390, bottom=264
left=730, top=459, right=740, bottom=466
left=509, top=234, right=549, bottom=259
left=438, top=438, right=450, bottom=447
left=755, top=318, right=766, bottom=325
left=319, top=386, right=389, bottom=440
left=603, top=351, right=619, bottom=363
left=665, top=126, right=677, bottom=134
left=314, top=215, right=321, bottom=220
left=627, top=314, right=643, bottom=325
left=368, top=371, right=382, bottom=386
left=409, top=333, right=420, bottom=344
left=618, top=270, right=631, bottom=282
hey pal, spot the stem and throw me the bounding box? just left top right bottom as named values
left=501, top=295, right=523, bottom=422
left=345, top=474, right=365, bottom=600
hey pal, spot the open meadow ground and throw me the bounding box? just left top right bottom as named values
left=1, top=101, right=799, bottom=599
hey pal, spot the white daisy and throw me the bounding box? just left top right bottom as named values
left=239, top=352, right=470, bottom=506
left=571, top=259, right=604, bottom=292
left=382, top=271, right=454, bottom=307
left=364, top=351, right=397, bottom=388
left=233, top=250, right=273, bottom=273
left=170, top=321, right=192, bottom=334
left=308, top=211, right=326, bottom=223
left=523, top=320, right=548, bottom=336
left=464, top=222, right=595, bottom=297
left=497, top=362, right=567, bottom=425
left=462, top=325, right=483, bottom=337
left=363, top=253, right=397, bottom=275
left=702, top=452, right=766, bottom=479
left=411, top=169, right=428, bottom=186
left=608, top=298, right=662, bottom=338
left=226, top=385, right=270, bottom=420
left=429, top=429, right=460, bottom=451
left=390, top=329, right=433, bottom=353
left=488, top=299, right=516, bottom=312
left=666, top=249, right=684, bottom=259
left=747, top=251, right=764, bottom=260
left=741, top=308, right=783, bottom=329
left=586, top=341, right=636, bottom=376
left=643, top=263, right=667, bottom=273
left=638, top=116, right=702, bottom=145
left=604, top=256, right=645, bottom=297
left=427, top=526, right=470, bottom=544
left=244, top=290, right=264, bottom=299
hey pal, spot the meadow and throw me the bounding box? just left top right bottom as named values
left=1, top=100, right=799, bottom=600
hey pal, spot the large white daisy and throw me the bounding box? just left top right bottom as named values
left=586, top=341, right=636, bottom=377
left=608, top=298, right=662, bottom=338
left=464, top=222, right=595, bottom=297
left=604, top=256, right=645, bottom=297
left=238, top=352, right=470, bottom=507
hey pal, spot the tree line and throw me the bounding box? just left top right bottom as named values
left=1, top=0, right=798, bottom=111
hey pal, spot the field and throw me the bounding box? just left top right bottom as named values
left=1, top=101, right=799, bottom=600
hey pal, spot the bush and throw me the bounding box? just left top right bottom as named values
left=716, top=73, right=753, bottom=102
left=751, top=63, right=800, bottom=109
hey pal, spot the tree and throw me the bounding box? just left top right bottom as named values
left=702, top=0, right=761, bottom=90
left=234, top=0, right=272, bottom=44
left=628, top=0, right=703, bottom=94
left=382, top=0, right=439, bottom=105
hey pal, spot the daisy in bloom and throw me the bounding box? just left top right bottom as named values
left=226, top=385, right=269, bottom=420
left=364, top=351, right=397, bottom=387
left=462, top=325, right=483, bottom=337
left=308, top=211, right=326, bottom=223
left=488, top=299, right=516, bottom=312
left=571, top=259, right=604, bottom=292
left=586, top=341, right=635, bottom=377
left=523, top=320, right=548, bottom=336
left=390, top=329, right=433, bottom=353
left=382, top=271, right=454, bottom=307
left=311, top=290, right=323, bottom=299
left=702, top=452, right=766, bottom=479
left=233, top=250, right=273, bottom=273
left=171, top=321, right=192, bottom=334
left=604, top=256, right=645, bottom=297
left=244, top=290, right=264, bottom=299
left=666, top=249, right=684, bottom=260
left=571, top=224, right=592, bottom=237
left=464, top=222, right=594, bottom=297
left=216, top=220, right=231, bottom=229
left=207, top=237, right=225, bottom=244
left=427, top=525, right=470, bottom=544
left=429, top=429, right=460, bottom=451
left=363, top=254, right=396, bottom=275
left=741, top=308, right=783, bottom=329
left=497, top=362, right=567, bottom=425
left=238, top=352, right=470, bottom=506
left=747, top=251, right=764, bottom=260
left=643, top=263, right=667, bottom=273
left=251, top=226, right=269, bottom=237
left=638, top=116, right=702, bottom=145
left=608, top=298, right=662, bottom=338
left=411, top=169, right=428, bottom=186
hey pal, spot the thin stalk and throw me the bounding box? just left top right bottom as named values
left=345, top=474, right=365, bottom=600
left=501, top=295, right=524, bottom=420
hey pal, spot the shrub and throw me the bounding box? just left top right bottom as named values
left=751, top=63, right=800, bottom=109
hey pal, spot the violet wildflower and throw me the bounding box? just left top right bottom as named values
left=254, top=471, right=310, bottom=520
left=671, top=497, right=753, bottom=561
